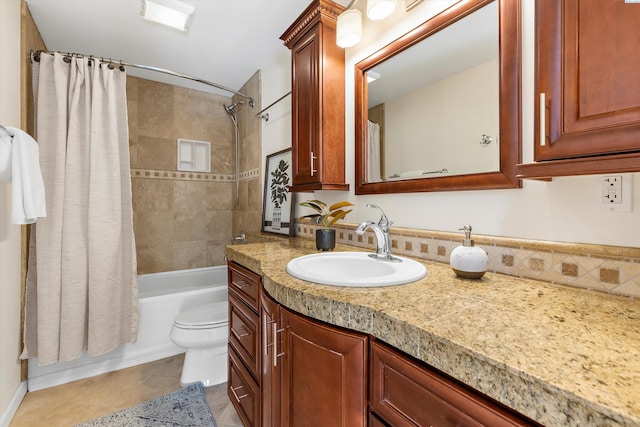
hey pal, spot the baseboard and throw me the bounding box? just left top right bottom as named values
left=27, top=348, right=184, bottom=392
left=0, top=381, right=27, bottom=427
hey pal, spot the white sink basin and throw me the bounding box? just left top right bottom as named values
left=285, top=252, right=427, bottom=287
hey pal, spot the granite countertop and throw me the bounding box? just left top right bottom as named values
left=226, top=238, right=640, bottom=427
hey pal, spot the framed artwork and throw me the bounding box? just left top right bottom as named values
left=262, top=148, right=295, bottom=236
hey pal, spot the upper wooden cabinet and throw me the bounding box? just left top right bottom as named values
left=517, top=0, right=640, bottom=179
left=280, top=0, right=349, bottom=191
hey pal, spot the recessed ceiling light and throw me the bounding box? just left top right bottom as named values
left=140, top=0, right=195, bottom=32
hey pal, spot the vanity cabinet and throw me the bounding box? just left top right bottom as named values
left=228, top=262, right=261, bottom=427
left=517, top=0, right=640, bottom=179
left=370, top=340, right=538, bottom=427
left=280, top=0, right=349, bottom=192
left=229, top=261, right=537, bottom=427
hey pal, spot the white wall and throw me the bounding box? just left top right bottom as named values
left=262, top=0, right=640, bottom=248
left=261, top=49, right=293, bottom=194
left=384, top=60, right=499, bottom=177
left=0, top=0, right=27, bottom=424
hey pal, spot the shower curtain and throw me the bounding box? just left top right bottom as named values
left=22, top=52, right=138, bottom=365
left=368, top=120, right=381, bottom=182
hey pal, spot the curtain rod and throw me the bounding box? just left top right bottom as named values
left=256, top=91, right=291, bottom=121
left=31, top=50, right=255, bottom=107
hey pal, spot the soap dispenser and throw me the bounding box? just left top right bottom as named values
left=450, top=225, right=488, bottom=279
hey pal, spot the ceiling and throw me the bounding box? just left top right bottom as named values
left=25, top=0, right=344, bottom=99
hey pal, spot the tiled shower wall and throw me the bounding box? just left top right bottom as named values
left=127, top=76, right=235, bottom=274
left=232, top=71, right=263, bottom=237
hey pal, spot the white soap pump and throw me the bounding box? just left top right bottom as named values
left=449, top=225, right=488, bottom=279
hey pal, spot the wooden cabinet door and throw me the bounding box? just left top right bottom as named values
left=259, top=288, right=280, bottom=427
left=281, top=0, right=348, bottom=192
left=279, top=307, right=367, bottom=427
left=535, top=0, right=640, bottom=161
left=291, top=26, right=322, bottom=187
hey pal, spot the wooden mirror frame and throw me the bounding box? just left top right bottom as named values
left=355, top=0, right=522, bottom=194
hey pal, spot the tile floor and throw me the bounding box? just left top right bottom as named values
left=10, top=354, right=242, bottom=427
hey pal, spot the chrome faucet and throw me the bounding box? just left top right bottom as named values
left=231, top=233, right=246, bottom=244
left=356, top=204, right=401, bottom=262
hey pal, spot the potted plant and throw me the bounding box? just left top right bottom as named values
left=299, top=199, right=354, bottom=251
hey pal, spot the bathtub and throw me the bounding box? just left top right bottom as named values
left=27, top=265, right=228, bottom=391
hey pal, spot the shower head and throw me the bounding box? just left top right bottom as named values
left=224, top=101, right=244, bottom=115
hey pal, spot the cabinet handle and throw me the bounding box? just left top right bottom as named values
left=263, top=315, right=276, bottom=356
left=262, top=314, right=268, bottom=356
left=230, top=385, right=248, bottom=402
left=272, top=323, right=287, bottom=367
left=234, top=325, right=250, bottom=338
left=234, top=279, right=252, bottom=289
left=540, top=92, right=547, bottom=147
left=310, top=151, right=317, bottom=176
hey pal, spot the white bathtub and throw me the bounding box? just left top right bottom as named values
left=27, top=265, right=228, bottom=391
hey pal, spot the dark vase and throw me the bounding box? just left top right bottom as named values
left=315, top=229, right=336, bottom=251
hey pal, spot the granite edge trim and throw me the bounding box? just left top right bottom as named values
left=225, top=245, right=637, bottom=427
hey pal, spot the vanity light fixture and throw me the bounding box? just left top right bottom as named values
left=140, top=0, right=195, bottom=31
left=337, top=7, right=363, bottom=48
left=336, top=0, right=399, bottom=48
left=367, top=0, right=397, bottom=20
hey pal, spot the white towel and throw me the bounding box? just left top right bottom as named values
left=400, top=170, right=424, bottom=178
left=0, top=131, right=12, bottom=182
left=7, top=127, right=46, bottom=224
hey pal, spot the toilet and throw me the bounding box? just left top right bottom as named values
left=170, top=301, right=229, bottom=387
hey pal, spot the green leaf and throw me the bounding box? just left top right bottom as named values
left=327, top=209, right=352, bottom=226
left=299, top=200, right=326, bottom=214
left=329, top=201, right=354, bottom=212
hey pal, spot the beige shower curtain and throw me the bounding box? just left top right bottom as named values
left=22, top=52, right=138, bottom=365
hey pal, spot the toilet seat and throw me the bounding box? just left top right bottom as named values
left=173, top=301, right=228, bottom=330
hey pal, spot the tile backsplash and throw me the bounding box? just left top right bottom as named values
left=297, top=221, right=640, bottom=297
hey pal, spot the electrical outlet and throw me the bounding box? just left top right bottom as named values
left=602, top=175, right=622, bottom=204
left=595, top=174, right=633, bottom=213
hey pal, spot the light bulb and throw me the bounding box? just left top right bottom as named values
left=367, top=0, right=397, bottom=21
left=336, top=9, right=362, bottom=48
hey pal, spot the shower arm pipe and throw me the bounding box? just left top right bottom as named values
left=31, top=50, right=255, bottom=107
left=256, top=91, right=291, bottom=121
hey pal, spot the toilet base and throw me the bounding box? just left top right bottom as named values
left=180, top=346, right=228, bottom=387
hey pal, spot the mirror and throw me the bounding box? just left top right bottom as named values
left=355, top=0, right=521, bottom=194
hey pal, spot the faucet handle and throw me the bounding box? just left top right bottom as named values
left=366, top=204, right=391, bottom=228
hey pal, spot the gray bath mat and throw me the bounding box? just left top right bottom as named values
left=75, top=382, right=216, bottom=426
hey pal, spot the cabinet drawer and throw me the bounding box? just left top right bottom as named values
left=229, top=291, right=260, bottom=380
left=228, top=261, right=260, bottom=312
left=229, top=346, right=260, bottom=427
left=370, top=341, right=537, bottom=427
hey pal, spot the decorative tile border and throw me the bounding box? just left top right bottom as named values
left=296, top=220, right=640, bottom=298
left=131, top=168, right=233, bottom=182
left=239, top=168, right=260, bottom=181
